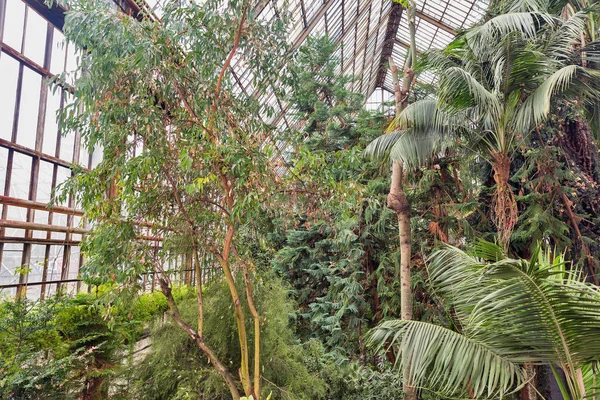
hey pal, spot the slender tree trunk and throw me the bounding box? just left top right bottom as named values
left=388, top=162, right=412, bottom=323
left=389, top=7, right=416, bottom=391
left=216, top=224, right=252, bottom=397
left=242, top=261, right=261, bottom=400
left=387, top=161, right=415, bottom=400
left=158, top=276, right=241, bottom=399
left=193, top=247, right=204, bottom=336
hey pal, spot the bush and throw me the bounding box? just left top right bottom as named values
left=128, top=276, right=336, bottom=399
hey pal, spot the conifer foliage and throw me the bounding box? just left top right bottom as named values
left=272, top=36, right=399, bottom=357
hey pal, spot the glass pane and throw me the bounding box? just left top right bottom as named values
left=27, top=244, right=46, bottom=283
left=43, top=89, right=61, bottom=156
left=36, top=160, right=54, bottom=203
left=16, top=67, right=42, bottom=148
left=50, top=28, right=67, bottom=75
left=23, top=6, right=48, bottom=66
left=46, top=245, right=63, bottom=281
left=0, top=243, right=23, bottom=286
left=3, top=0, right=26, bottom=50
left=9, top=152, right=32, bottom=199
left=0, top=55, right=20, bottom=141
left=0, top=147, right=8, bottom=195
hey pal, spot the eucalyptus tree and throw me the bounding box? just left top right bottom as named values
left=368, top=242, right=600, bottom=399
left=374, top=6, right=600, bottom=250
left=56, top=0, right=288, bottom=398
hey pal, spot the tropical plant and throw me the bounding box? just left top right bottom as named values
left=0, top=287, right=162, bottom=400
left=128, top=276, right=342, bottom=400
left=368, top=241, right=600, bottom=399
left=373, top=5, right=600, bottom=250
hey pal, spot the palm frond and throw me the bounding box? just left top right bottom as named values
left=514, top=65, right=600, bottom=133
left=388, top=99, right=466, bottom=134
left=363, top=130, right=404, bottom=161
left=467, top=12, right=556, bottom=48
left=499, top=0, right=551, bottom=12
left=388, top=133, right=444, bottom=169
left=543, top=11, right=588, bottom=62
left=428, top=244, right=600, bottom=397
left=438, top=67, right=501, bottom=117
left=367, top=320, right=526, bottom=399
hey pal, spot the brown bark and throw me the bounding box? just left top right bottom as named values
left=82, top=374, right=104, bottom=400
left=560, top=191, right=597, bottom=284
left=520, top=364, right=538, bottom=400
left=490, top=151, right=518, bottom=251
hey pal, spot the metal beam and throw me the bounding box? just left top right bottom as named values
left=23, top=0, right=65, bottom=30
left=0, top=220, right=89, bottom=235
left=0, top=196, right=84, bottom=216
left=0, top=236, right=81, bottom=246
left=291, top=0, right=336, bottom=50
left=0, top=138, right=86, bottom=171
left=374, top=2, right=403, bottom=88
left=0, top=278, right=81, bottom=289
left=415, top=9, right=456, bottom=36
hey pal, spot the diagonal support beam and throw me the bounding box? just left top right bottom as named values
left=374, top=2, right=403, bottom=88
left=415, top=9, right=456, bottom=36
left=291, top=0, right=336, bottom=50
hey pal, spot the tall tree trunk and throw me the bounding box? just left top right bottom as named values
left=388, top=160, right=415, bottom=400
left=388, top=2, right=417, bottom=390
left=520, top=364, right=538, bottom=400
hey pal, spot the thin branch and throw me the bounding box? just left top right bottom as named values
left=214, top=4, right=249, bottom=101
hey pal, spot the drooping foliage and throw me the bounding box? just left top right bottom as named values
left=369, top=242, right=600, bottom=398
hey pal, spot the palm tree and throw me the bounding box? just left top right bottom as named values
left=370, top=7, right=600, bottom=250
left=368, top=241, right=600, bottom=399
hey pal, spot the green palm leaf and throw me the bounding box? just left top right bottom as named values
left=388, top=133, right=443, bottom=169
left=514, top=65, right=600, bottom=133
left=438, top=67, right=501, bottom=117
left=467, top=12, right=556, bottom=48
left=368, top=320, right=526, bottom=399
left=363, top=130, right=404, bottom=161
left=427, top=244, right=600, bottom=398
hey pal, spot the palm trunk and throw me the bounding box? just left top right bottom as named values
left=520, top=364, right=537, bottom=400
left=490, top=151, right=517, bottom=251
left=389, top=162, right=412, bottom=323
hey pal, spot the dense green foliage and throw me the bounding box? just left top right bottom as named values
left=8, top=0, right=600, bottom=399
left=129, top=278, right=329, bottom=400
left=0, top=287, right=186, bottom=399
left=272, top=37, right=399, bottom=358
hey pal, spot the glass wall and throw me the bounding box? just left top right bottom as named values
left=0, top=0, right=99, bottom=299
